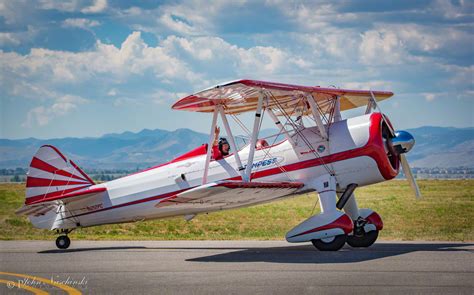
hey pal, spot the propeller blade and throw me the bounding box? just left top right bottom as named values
left=400, top=154, right=421, bottom=199
left=369, top=91, right=395, bottom=136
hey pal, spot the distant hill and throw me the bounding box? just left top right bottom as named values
left=405, top=126, right=474, bottom=168
left=0, top=128, right=209, bottom=170
left=0, top=126, right=472, bottom=170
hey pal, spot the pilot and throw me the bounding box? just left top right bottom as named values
left=212, top=126, right=230, bottom=160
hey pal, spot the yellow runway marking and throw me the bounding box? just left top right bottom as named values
left=0, top=272, right=82, bottom=295
left=0, top=278, right=48, bottom=295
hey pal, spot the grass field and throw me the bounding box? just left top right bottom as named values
left=0, top=180, right=473, bottom=241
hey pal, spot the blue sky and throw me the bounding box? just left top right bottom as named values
left=0, top=0, right=473, bottom=139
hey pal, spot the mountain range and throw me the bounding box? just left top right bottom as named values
left=0, top=126, right=472, bottom=170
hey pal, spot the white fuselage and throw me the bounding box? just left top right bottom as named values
left=42, top=113, right=397, bottom=229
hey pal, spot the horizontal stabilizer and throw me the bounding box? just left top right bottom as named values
left=16, top=202, right=58, bottom=216
left=27, top=187, right=107, bottom=205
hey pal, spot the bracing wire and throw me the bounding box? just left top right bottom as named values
left=269, top=91, right=334, bottom=176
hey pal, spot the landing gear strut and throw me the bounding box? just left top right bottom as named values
left=55, top=229, right=72, bottom=249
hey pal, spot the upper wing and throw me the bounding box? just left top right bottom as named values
left=155, top=180, right=304, bottom=210
left=171, top=79, right=393, bottom=115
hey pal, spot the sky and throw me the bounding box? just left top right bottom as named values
left=0, top=0, right=473, bottom=139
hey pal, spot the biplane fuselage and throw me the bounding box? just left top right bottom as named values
left=27, top=112, right=396, bottom=230
left=18, top=79, right=419, bottom=250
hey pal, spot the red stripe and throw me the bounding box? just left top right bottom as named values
left=26, top=185, right=91, bottom=204
left=43, top=144, right=67, bottom=161
left=69, top=160, right=94, bottom=185
left=27, top=187, right=107, bottom=205
left=26, top=177, right=89, bottom=188
left=288, top=214, right=353, bottom=238
left=216, top=181, right=303, bottom=189
left=30, top=157, right=85, bottom=181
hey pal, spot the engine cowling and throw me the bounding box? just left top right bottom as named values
left=327, top=112, right=400, bottom=187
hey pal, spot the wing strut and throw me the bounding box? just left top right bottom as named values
left=306, top=94, right=328, bottom=139
left=203, top=106, right=219, bottom=184
left=334, top=96, right=342, bottom=122
left=244, top=91, right=264, bottom=180
left=218, top=106, right=247, bottom=181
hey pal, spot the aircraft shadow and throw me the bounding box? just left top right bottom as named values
left=39, top=246, right=146, bottom=253
left=38, top=242, right=473, bottom=264
left=185, top=242, right=473, bottom=264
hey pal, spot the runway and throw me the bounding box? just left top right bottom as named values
left=0, top=240, right=472, bottom=294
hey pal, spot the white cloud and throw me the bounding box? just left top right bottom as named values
left=151, top=90, right=187, bottom=105
left=81, top=0, right=107, bottom=14
left=0, top=32, right=20, bottom=46
left=438, top=64, right=474, bottom=86
left=161, top=35, right=310, bottom=78
left=270, top=1, right=358, bottom=30
left=159, top=13, right=202, bottom=36
left=107, top=88, right=117, bottom=96
left=374, top=23, right=473, bottom=58
left=115, top=1, right=247, bottom=36
left=359, top=30, right=406, bottom=65
left=38, top=0, right=82, bottom=12
left=0, top=31, right=200, bottom=85
left=62, top=18, right=101, bottom=29
left=429, top=0, right=474, bottom=19
left=22, top=94, right=88, bottom=127
left=341, top=80, right=394, bottom=90
left=423, top=93, right=436, bottom=102
left=113, top=97, right=140, bottom=107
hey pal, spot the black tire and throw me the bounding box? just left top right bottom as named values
left=347, top=230, right=379, bottom=248
left=56, top=235, right=71, bottom=249
left=311, top=234, right=347, bottom=251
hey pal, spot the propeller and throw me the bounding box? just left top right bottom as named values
left=400, top=154, right=421, bottom=198
left=369, top=91, right=421, bottom=198
left=391, top=130, right=422, bottom=198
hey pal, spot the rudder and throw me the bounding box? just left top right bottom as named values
left=25, top=145, right=95, bottom=205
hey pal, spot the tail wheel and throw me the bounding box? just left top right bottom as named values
left=56, top=235, right=71, bottom=249
left=347, top=230, right=379, bottom=248
left=311, top=234, right=347, bottom=251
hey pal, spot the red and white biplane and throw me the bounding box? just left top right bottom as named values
left=17, top=79, right=420, bottom=250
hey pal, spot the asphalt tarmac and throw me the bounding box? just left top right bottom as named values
left=0, top=240, right=472, bottom=294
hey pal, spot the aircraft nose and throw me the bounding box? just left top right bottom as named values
left=392, top=130, right=415, bottom=154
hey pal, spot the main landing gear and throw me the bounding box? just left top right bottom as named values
left=312, top=235, right=347, bottom=251
left=285, top=176, right=383, bottom=251
left=346, top=217, right=379, bottom=248
left=343, top=196, right=383, bottom=249
left=55, top=229, right=73, bottom=249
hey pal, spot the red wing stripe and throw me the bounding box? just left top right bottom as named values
left=30, top=157, right=86, bottom=181
left=26, top=185, right=91, bottom=204
left=26, top=177, right=89, bottom=188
